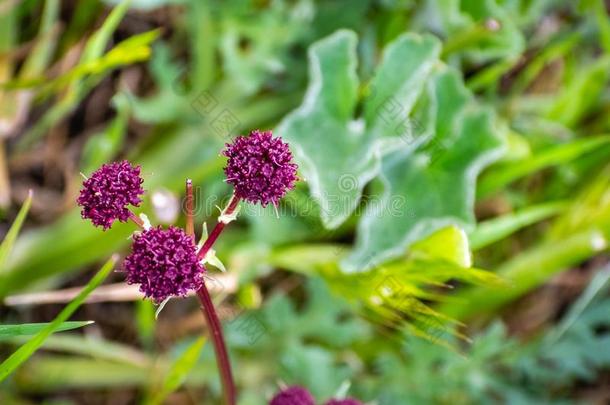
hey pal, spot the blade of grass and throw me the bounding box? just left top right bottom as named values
left=591, top=0, right=610, bottom=54
left=546, top=264, right=610, bottom=344
left=0, top=190, right=32, bottom=270
left=19, top=0, right=60, bottom=80
left=0, top=255, right=117, bottom=382
left=0, top=321, right=93, bottom=340
left=17, top=0, right=132, bottom=149
left=2, top=334, right=151, bottom=367
left=0, top=0, right=17, bottom=211
left=14, top=355, right=217, bottom=392
left=441, top=229, right=608, bottom=320
left=478, top=136, right=610, bottom=197
left=469, top=201, right=568, bottom=250
left=510, top=31, right=581, bottom=95
left=4, top=30, right=159, bottom=93
left=145, top=337, right=206, bottom=405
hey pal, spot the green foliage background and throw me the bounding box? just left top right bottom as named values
left=1, top=0, right=610, bottom=404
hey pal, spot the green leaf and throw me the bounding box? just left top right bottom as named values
left=546, top=55, right=610, bottom=127
left=17, top=0, right=133, bottom=149
left=145, top=337, right=205, bottom=405
left=2, top=334, right=152, bottom=367
left=269, top=227, right=501, bottom=346
left=277, top=30, right=441, bottom=229
left=4, top=30, right=159, bottom=94
left=411, top=225, right=472, bottom=267
left=18, top=0, right=60, bottom=80
left=547, top=265, right=610, bottom=343
left=469, top=201, right=567, bottom=250
left=0, top=255, right=117, bottom=382
left=343, top=68, right=504, bottom=272
left=424, top=0, right=525, bottom=62
left=443, top=229, right=608, bottom=321
left=0, top=190, right=32, bottom=271
left=478, top=136, right=610, bottom=198
left=0, top=321, right=93, bottom=341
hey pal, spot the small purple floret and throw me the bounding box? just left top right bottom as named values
left=124, top=226, right=204, bottom=303
left=77, top=160, right=144, bottom=230
left=223, top=130, right=298, bottom=207
left=325, top=399, right=364, bottom=405
left=270, top=386, right=315, bottom=405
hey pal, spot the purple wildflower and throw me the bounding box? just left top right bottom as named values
left=325, top=399, right=364, bottom=405
left=270, top=386, right=315, bottom=405
left=77, top=160, right=144, bottom=230
left=124, top=226, right=204, bottom=303
left=223, top=130, right=298, bottom=207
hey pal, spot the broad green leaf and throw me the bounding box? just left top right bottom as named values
left=0, top=256, right=116, bottom=381
left=343, top=68, right=504, bottom=272
left=277, top=30, right=360, bottom=229
left=0, top=190, right=32, bottom=271
left=0, top=321, right=93, bottom=341
left=146, top=337, right=205, bottom=405
left=277, top=30, right=441, bottom=229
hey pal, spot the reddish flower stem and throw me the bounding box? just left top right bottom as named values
left=188, top=183, right=239, bottom=405
left=197, top=286, right=236, bottom=405
left=185, top=179, right=195, bottom=237
left=197, top=194, right=240, bottom=260
left=128, top=211, right=144, bottom=229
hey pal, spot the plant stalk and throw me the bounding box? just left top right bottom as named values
left=128, top=211, right=145, bottom=229
left=197, top=193, right=240, bottom=260
left=188, top=183, right=239, bottom=405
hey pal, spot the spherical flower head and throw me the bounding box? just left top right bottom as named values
left=325, top=399, right=363, bottom=405
left=77, top=160, right=144, bottom=230
left=124, top=226, right=204, bottom=303
left=223, top=130, right=298, bottom=207
left=270, top=386, right=315, bottom=405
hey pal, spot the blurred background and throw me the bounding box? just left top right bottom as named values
left=1, top=0, right=610, bottom=404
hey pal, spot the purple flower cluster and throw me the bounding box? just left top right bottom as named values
left=77, top=161, right=144, bottom=230
left=270, top=386, right=315, bottom=405
left=78, top=131, right=298, bottom=304
left=124, top=226, right=204, bottom=302
left=269, top=386, right=363, bottom=405
left=223, top=130, right=298, bottom=207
